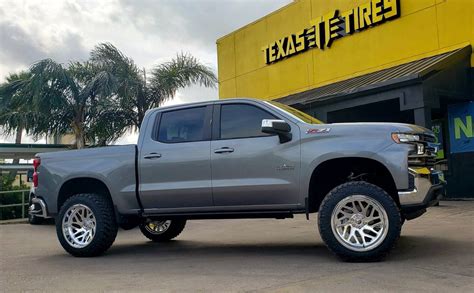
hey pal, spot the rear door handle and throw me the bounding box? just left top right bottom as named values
left=143, top=153, right=162, bottom=159
left=214, top=147, right=234, bottom=154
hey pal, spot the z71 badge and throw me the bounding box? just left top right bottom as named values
left=306, top=128, right=331, bottom=134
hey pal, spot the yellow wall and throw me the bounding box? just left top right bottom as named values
left=217, top=0, right=474, bottom=100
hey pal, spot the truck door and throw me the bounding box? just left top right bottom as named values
left=210, top=102, right=301, bottom=209
left=139, top=105, right=213, bottom=211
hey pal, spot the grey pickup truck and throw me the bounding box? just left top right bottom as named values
left=29, top=98, right=445, bottom=261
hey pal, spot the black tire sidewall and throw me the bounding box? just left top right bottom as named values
left=318, top=182, right=401, bottom=262
left=139, top=220, right=186, bottom=242
left=56, top=193, right=117, bottom=257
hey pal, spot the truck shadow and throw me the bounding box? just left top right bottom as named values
left=37, top=219, right=471, bottom=266
left=98, top=234, right=468, bottom=263
left=108, top=240, right=334, bottom=260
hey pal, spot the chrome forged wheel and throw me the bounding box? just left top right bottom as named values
left=144, top=220, right=171, bottom=235
left=56, top=193, right=118, bottom=257
left=319, top=182, right=401, bottom=261
left=139, top=219, right=186, bottom=242
left=331, top=194, right=388, bottom=252
left=62, top=204, right=96, bottom=249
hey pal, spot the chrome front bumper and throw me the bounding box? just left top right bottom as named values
left=398, top=168, right=445, bottom=206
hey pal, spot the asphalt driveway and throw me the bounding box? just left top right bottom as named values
left=1, top=201, right=473, bottom=292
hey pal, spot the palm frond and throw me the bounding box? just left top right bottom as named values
left=0, top=71, right=36, bottom=135
left=29, top=59, right=77, bottom=110
left=149, top=53, right=217, bottom=106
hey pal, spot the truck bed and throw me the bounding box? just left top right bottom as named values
left=36, top=145, right=141, bottom=215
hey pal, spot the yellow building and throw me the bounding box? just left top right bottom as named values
left=217, top=0, right=474, bottom=198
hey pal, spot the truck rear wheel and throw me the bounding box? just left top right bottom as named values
left=318, top=181, right=402, bottom=262
left=139, top=219, right=186, bottom=242
left=56, top=193, right=118, bottom=257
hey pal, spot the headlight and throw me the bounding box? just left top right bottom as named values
left=391, top=133, right=420, bottom=143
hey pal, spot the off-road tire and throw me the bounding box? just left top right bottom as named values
left=56, top=193, right=118, bottom=257
left=139, top=219, right=186, bottom=242
left=318, top=181, right=402, bottom=262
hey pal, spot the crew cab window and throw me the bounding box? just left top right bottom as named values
left=158, top=107, right=206, bottom=143
left=220, top=104, right=276, bottom=139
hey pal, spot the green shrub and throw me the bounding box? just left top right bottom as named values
left=0, top=174, right=29, bottom=220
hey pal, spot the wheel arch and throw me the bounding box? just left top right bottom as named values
left=307, top=157, right=399, bottom=213
left=57, top=177, right=113, bottom=212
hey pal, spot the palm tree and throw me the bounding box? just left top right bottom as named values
left=90, top=43, right=217, bottom=129
left=27, top=59, right=127, bottom=148
left=0, top=72, right=35, bottom=143
left=1, top=43, right=217, bottom=150
left=0, top=71, right=40, bottom=179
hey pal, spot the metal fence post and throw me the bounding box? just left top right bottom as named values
left=21, top=191, right=25, bottom=218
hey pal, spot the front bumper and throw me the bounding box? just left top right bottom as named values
left=398, top=168, right=446, bottom=220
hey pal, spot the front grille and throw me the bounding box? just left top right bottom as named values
left=408, top=132, right=437, bottom=168
left=420, top=133, right=436, bottom=143
left=408, top=155, right=436, bottom=167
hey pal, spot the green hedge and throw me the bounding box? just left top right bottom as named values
left=0, top=190, right=28, bottom=220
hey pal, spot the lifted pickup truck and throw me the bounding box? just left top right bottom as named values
left=30, top=98, right=445, bottom=261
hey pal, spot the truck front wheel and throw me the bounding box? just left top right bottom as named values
left=56, top=193, right=118, bottom=257
left=318, top=181, right=402, bottom=262
left=139, top=219, right=186, bottom=242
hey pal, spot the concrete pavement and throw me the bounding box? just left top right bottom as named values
left=1, top=201, right=473, bottom=292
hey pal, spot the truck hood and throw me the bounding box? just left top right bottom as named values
left=301, top=122, right=432, bottom=135
left=298, top=122, right=434, bottom=150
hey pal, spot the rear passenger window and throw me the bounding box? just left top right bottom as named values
left=220, top=104, right=276, bottom=139
left=158, top=107, right=207, bottom=143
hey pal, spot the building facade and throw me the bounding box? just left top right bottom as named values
left=217, top=0, right=474, bottom=198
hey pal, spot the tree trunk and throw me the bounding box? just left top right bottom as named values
left=75, top=131, right=85, bottom=149
left=71, top=122, right=85, bottom=149
left=137, top=110, right=145, bottom=130
left=14, top=128, right=22, bottom=144
left=8, top=128, right=23, bottom=181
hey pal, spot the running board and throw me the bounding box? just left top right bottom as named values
left=141, top=210, right=294, bottom=220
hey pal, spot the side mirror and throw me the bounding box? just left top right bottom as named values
left=261, top=119, right=292, bottom=143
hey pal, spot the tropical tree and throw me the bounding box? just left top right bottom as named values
left=90, top=43, right=217, bottom=129
left=27, top=59, right=128, bottom=148
left=0, top=71, right=42, bottom=179
left=0, top=71, right=36, bottom=144
left=1, top=42, right=217, bottom=150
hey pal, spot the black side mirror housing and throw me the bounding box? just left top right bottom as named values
left=261, top=119, right=292, bottom=143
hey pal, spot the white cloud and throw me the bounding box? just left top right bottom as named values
left=0, top=0, right=292, bottom=144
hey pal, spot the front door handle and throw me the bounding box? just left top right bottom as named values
left=214, top=147, right=234, bottom=154
left=143, top=153, right=162, bottom=159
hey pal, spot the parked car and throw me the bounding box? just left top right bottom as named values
left=29, top=98, right=445, bottom=261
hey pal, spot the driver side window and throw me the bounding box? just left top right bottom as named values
left=220, top=104, right=276, bottom=139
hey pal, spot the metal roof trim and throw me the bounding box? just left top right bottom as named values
left=276, top=46, right=472, bottom=106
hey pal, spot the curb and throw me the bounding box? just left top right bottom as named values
left=0, top=218, right=28, bottom=225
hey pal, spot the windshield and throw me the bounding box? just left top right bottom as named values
left=266, top=101, right=324, bottom=124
